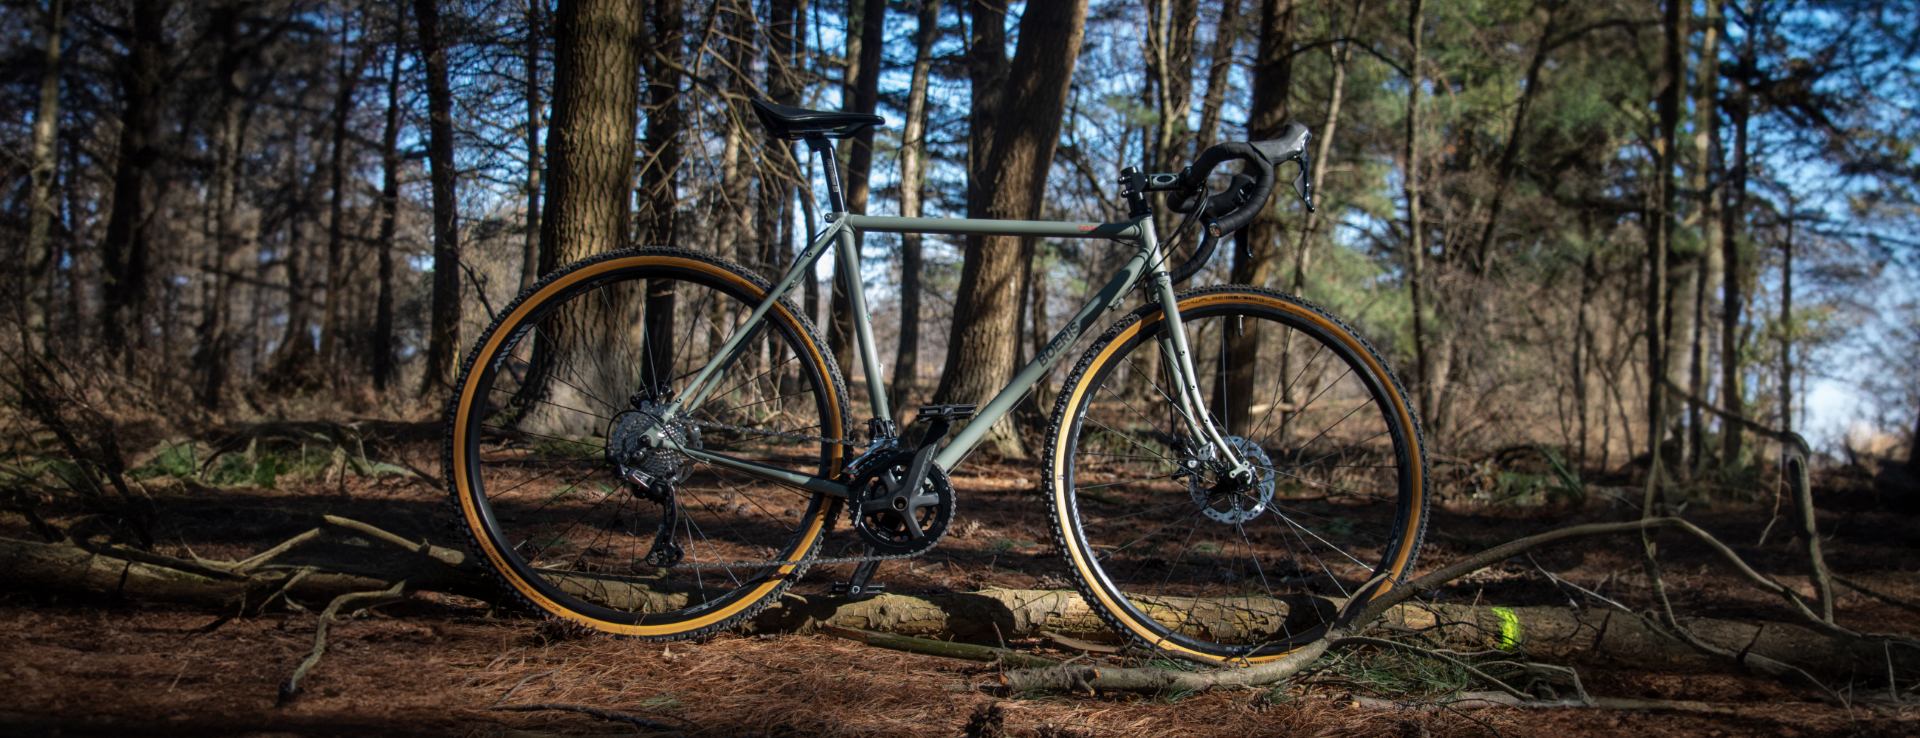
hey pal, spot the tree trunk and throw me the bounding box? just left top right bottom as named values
left=1290, top=0, right=1353, bottom=298
left=933, top=0, right=1089, bottom=458
left=1779, top=209, right=1794, bottom=433
left=371, top=7, right=407, bottom=391
left=829, top=0, right=886, bottom=386
left=193, top=2, right=248, bottom=407
left=636, top=0, right=685, bottom=393
left=888, top=0, right=943, bottom=425
left=1689, top=0, right=1723, bottom=473
left=101, top=0, right=173, bottom=352
left=22, top=0, right=68, bottom=357
left=320, top=16, right=370, bottom=365
left=1214, top=0, right=1293, bottom=437
left=416, top=0, right=461, bottom=398
left=1192, top=0, right=1240, bottom=153
left=636, top=0, right=684, bottom=247
left=521, top=0, right=546, bottom=291
left=1643, top=0, right=1683, bottom=501
left=963, top=0, right=1009, bottom=220
left=1146, top=0, right=1198, bottom=242
left=1405, top=0, right=1432, bottom=426
left=1719, top=30, right=1753, bottom=470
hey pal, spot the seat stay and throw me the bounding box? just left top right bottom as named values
left=668, top=217, right=849, bottom=421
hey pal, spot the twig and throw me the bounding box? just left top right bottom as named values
left=278, top=579, right=409, bottom=704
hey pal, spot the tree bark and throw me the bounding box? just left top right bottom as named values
left=193, top=1, right=250, bottom=407
left=888, top=0, right=943, bottom=424
left=636, top=0, right=684, bottom=247
left=371, top=11, right=405, bottom=392
left=829, top=0, right=886, bottom=385
left=1720, top=27, right=1753, bottom=469
left=636, top=0, right=685, bottom=393
left=1192, top=0, right=1240, bottom=154
left=1290, top=0, right=1354, bottom=298
left=933, top=0, right=1089, bottom=458
left=1689, top=0, right=1723, bottom=473
left=1405, top=0, right=1432, bottom=426
left=319, top=14, right=370, bottom=365
left=544, top=0, right=641, bottom=265
left=521, top=0, right=546, bottom=291
left=22, top=0, right=68, bottom=357
left=1644, top=0, right=1682, bottom=497
left=1779, top=207, right=1795, bottom=434
left=1215, top=0, right=1293, bottom=437
left=101, top=0, right=173, bottom=352
left=416, top=0, right=462, bottom=398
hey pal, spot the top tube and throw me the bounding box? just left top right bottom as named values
left=843, top=214, right=1142, bottom=242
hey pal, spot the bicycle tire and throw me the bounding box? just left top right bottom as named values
left=1044, top=285, right=1429, bottom=662
left=444, top=248, right=851, bottom=640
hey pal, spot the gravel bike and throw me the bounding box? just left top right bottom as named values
left=443, top=99, right=1429, bottom=663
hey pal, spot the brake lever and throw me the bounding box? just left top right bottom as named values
left=1292, top=152, right=1315, bottom=213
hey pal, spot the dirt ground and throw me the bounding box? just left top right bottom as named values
left=3, top=446, right=1919, bottom=737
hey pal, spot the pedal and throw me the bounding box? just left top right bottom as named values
left=832, top=558, right=885, bottom=599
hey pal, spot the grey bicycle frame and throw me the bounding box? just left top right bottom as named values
left=650, top=204, right=1250, bottom=498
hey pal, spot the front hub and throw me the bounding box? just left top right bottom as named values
left=1187, top=436, right=1276, bottom=525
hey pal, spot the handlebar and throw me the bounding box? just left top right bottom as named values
left=1160, top=122, right=1315, bottom=283
left=1169, top=122, right=1315, bottom=234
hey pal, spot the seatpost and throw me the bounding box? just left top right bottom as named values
left=804, top=136, right=848, bottom=214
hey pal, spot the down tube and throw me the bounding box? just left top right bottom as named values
left=931, top=247, right=1156, bottom=470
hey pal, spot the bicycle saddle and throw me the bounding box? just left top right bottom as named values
left=751, top=99, right=885, bottom=140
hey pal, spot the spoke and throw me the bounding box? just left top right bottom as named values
left=1073, top=472, right=1181, bottom=492
left=1249, top=337, right=1329, bottom=446
left=1077, top=498, right=1195, bottom=529
left=1267, top=388, right=1370, bottom=465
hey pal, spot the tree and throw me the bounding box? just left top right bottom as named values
left=21, top=0, right=68, bottom=357
left=932, top=0, right=1090, bottom=457
left=887, top=0, right=945, bottom=424
left=100, top=0, right=174, bottom=352
left=415, top=0, right=460, bottom=398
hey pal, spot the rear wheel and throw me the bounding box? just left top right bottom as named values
left=444, top=248, right=850, bottom=640
left=1044, top=286, right=1429, bottom=662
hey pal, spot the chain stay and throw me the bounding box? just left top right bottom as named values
left=660, top=418, right=917, bottom=569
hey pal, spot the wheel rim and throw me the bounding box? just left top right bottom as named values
left=1053, top=291, right=1424, bottom=659
left=450, top=254, right=845, bottom=636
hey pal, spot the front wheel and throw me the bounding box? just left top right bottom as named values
left=1044, top=285, right=1429, bottom=662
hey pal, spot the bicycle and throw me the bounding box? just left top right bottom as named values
left=443, top=98, right=1429, bottom=664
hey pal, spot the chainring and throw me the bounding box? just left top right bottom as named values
left=848, top=451, right=955, bottom=556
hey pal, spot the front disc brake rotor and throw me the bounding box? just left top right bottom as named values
left=1189, top=436, right=1276, bottom=524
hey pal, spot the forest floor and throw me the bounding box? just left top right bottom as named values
left=2, top=430, right=1919, bottom=737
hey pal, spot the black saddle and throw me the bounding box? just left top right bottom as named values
left=751, top=99, right=885, bottom=141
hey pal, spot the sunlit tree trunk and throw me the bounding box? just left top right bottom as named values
left=933, top=0, right=1090, bottom=458
left=1192, top=0, right=1239, bottom=153
left=888, top=0, right=943, bottom=424
left=830, top=0, right=885, bottom=386
left=1688, top=0, right=1723, bottom=473
left=1405, top=0, right=1432, bottom=427
left=22, top=0, right=67, bottom=357
left=1216, top=0, right=1293, bottom=437
left=1719, top=12, right=1753, bottom=470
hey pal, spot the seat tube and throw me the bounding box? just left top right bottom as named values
left=836, top=225, right=892, bottom=423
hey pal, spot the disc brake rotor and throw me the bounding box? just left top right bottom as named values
left=1188, top=436, right=1276, bottom=525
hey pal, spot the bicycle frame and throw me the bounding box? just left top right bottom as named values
left=649, top=196, right=1250, bottom=499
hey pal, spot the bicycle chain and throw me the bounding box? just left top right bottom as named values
left=684, top=417, right=868, bottom=448
left=658, top=418, right=920, bottom=569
